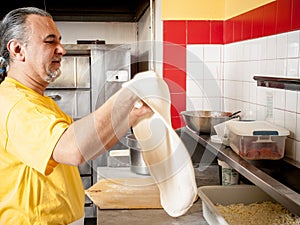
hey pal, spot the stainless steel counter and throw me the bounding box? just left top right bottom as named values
left=97, top=200, right=208, bottom=225
left=182, top=127, right=300, bottom=216
left=93, top=127, right=300, bottom=224
left=95, top=165, right=219, bottom=225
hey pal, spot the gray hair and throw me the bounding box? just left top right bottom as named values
left=0, top=7, right=52, bottom=83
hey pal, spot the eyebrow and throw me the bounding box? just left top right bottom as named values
left=44, top=34, right=62, bottom=40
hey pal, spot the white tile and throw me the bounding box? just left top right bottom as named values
left=186, top=45, right=204, bottom=62
left=253, top=60, right=262, bottom=75
left=285, top=90, right=298, bottom=112
left=242, top=103, right=257, bottom=120
left=249, top=83, right=257, bottom=103
left=287, top=30, right=300, bottom=58
left=275, top=59, right=287, bottom=76
left=274, top=89, right=285, bottom=109
left=248, top=39, right=260, bottom=60
left=235, top=81, right=244, bottom=101
left=234, top=42, right=243, bottom=61
left=256, top=87, right=267, bottom=105
left=223, top=98, right=233, bottom=111
left=223, top=44, right=231, bottom=62
left=223, top=62, right=232, bottom=79
left=248, top=60, right=260, bottom=77
left=285, top=111, right=297, bottom=139
left=186, top=61, right=204, bottom=80
left=236, top=101, right=246, bottom=115
left=224, top=98, right=243, bottom=113
left=186, top=97, right=203, bottom=110
left=286, top=58, right=299, bottom=78
left=241, top=82, right=250, bottom=102
left=273, top=109, right=285, bottom=127
left=223, top=80, right=232, bottom=98
left=266, top=35, right=277, bottom=60
left=258, top=36, right=267, bottom=60
left=229, top=81, right=240, bottom=99
left=203, top=79, right=222, bottom=98
left=265, top=59, right=277, bottom=75
left=203, top=62, right=222, bottom=80
left=232, top=62, right=243, bottom=81
left=246, top=61, right=259, bottom=81
left=236, top=102, right=249, bottom=116
left=203, top=97, right=223, bottom=111
left=203, top=44, right=221, bottom=62
left=276, top=33, right=288, bottom=59
left=259, top=60, right=267, bottom=75
left=256, top=105, right=267, bottom=120
left=186, top=79, right=204, bottom=97
left=220, top=45, right=224, bottom=62
left=239, top=61, right=251, bottom=82
left=219, top=62, right=224, bottom=80
left=228, top=42, right=236, bottom=61
left=242, top=41, right=251, bottom=61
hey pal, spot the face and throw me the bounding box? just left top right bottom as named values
left=23, top=14, right=66, bottom=84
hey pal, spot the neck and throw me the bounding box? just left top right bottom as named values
left=7, top=71, right=48, bottom=95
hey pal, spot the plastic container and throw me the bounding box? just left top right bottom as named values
left=197, top=185, right=274, bottom=225
left=217, top=160, right=239, bottom=185
left=226, top=121, right=289, bottom=160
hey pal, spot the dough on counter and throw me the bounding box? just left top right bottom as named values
left=122, top=71, right=197, bottom=217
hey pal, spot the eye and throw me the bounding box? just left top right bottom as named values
left=45, top=40, right=55, bottom=44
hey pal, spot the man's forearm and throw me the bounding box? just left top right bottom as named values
left=52, top=88, right=141, bottom=165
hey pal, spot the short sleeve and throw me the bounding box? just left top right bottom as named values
left=6, top=97, right=72, bottom=175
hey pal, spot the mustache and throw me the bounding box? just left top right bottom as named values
left=52, top=57, right=62, bottom=63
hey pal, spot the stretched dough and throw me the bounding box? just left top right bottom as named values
left=123, top=71, right=197, bottom=217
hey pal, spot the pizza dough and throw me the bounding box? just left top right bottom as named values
left=122, top=71, right=197, bottom=217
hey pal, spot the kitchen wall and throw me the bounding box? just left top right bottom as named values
left=56, top=22, right=137, bottom=46
left=53, top=1, right=300, bottom=163
left=56, top=8, right=151, bottom=77
left=161, top=0, right=300, bottom=162
left=136, top=7, right=151, bottom=72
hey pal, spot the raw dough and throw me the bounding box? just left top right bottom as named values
left=122, top=71, right=197, bottom=217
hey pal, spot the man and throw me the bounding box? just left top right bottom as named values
left=0, top=7, right=151, bottom=225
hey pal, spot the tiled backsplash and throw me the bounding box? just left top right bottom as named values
left=186, top=30, right=300, bottom=162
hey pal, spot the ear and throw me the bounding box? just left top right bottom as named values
left=7, top=39, right=25, bottom=61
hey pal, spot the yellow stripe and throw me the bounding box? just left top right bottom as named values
left=161, top=0, right=275, bottom=20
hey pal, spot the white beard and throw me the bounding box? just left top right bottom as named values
left=45, top=69, right=61, bottom=83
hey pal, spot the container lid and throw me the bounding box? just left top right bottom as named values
left=226, top=120, right=290, bottom=136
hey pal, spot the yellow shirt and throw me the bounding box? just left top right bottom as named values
left=0, top=78, right=85, bottom=225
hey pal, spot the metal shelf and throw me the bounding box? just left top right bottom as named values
left=253, top=76, right=300, bottom=91
left=182, top=127, right=300, bottom=216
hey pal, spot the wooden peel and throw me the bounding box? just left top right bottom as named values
left=85, top=177, right=162, bottom=209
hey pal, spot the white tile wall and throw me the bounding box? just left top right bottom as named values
left=287, top=31, right=300, bottom=58
left=186, top=30, right=300, bottom=162
left=276, top=33, right=288, bottom=59
left=186, top=44, right=224, bottom=111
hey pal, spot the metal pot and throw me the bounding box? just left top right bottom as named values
left=126, top=134, right=150, bottom=175
left=180, top=110, right=240, bottom=134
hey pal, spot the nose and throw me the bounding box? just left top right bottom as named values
left=56, top=43, right=66, bottom=55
